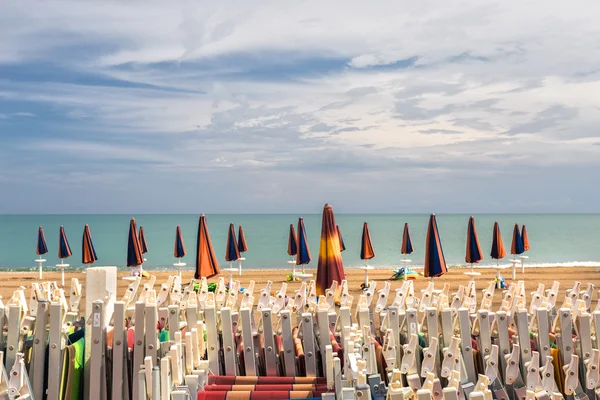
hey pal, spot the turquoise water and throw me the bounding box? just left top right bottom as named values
left=0, top=214, right=598, bottom=271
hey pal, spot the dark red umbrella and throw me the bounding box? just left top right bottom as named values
left=139, top=226, right=148, bottom=254
left=127, top=218, right=144, bottom=267
left=336, top=225, right=346, bottom=252
left=287, top=224, right=298, bottom=257
left=360, top=222, right=375, bottom=261
left=174, top=225, right=186, bottom=259
left=238, top=225, right=248, bottom=253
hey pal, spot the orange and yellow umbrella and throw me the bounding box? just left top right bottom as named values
left=316, top=204, right=345, bottom=295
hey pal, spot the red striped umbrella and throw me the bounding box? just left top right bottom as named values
left=336, top=225, right=346, bottom=252
left=360, top=222, right=375, bottom=260
left=287, top=224, right=298, bottom=257
left=238, top=225, right=248, bottom=253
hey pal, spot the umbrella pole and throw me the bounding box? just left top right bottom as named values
left=228, top=262, right=234, bottom=288
left=36, top=255, right=44, bottom=280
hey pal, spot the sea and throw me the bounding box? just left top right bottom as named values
left=0, top=214, right=598, bottom=272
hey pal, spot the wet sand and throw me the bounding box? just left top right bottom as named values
left=1, top=266, right=599, bottom=312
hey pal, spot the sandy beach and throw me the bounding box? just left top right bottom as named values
left=2, top=265, right=599, bottom=312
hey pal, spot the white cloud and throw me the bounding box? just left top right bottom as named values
left=1, top=0, right=600, bottom=212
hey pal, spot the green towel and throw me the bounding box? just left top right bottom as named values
left=159, top=329, right=170, bottom=342
left=71, top=338, right=84, bottom=400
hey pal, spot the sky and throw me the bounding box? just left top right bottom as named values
left=1, top=0, right=600, bottom=214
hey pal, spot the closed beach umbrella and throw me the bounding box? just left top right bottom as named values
left=511, top=224, right=525, bottom=256
left=195, top=214, right=220, bottom=279
left=82, top=224, right=98, bottom=264
left=225, top=223, right=240, bottom=262
left=58, top=226, right=72, bottom=260
left=521, top=225, right=530, bottom=251
left=490, top=221, right=506, bottom=262
left=465, top=216, right=483, bottom=265
left=401, top=223, right=414, bottom=255
left=174, top=225, right=186, bottom=259
left=296, top=217, right=312, bottom=267
left=37, top=226, right=48, bottom=256
left=287, top=224, right=298, bottom=257
left=316, top=204, right=345, bottom=295
left=127, top=218, right=144, bottom=267
left=139, top=226, right=148, bottom=254
left=424, top=214, right=447, bottom=279
left=238, top=225, right=248, bottom=253
left=360, top=222, right=375, bottom=261
left=336, top=225, right=346, bottom=252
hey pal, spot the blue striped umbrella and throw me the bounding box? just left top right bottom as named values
left=36, top=226, right=48, bottom=256
left=139, top=226, right=148, bottom=254
left=511, top=224, right=525, bottom=257
left=465, top=216, right=483, bottom=268
left=225, top=223, right=240, bottom=262
left=127, top=218, right=144, bottom=267
left=296, top=217, right=312, bottom=273
left=490, top=221, right=506, bottom=263
left=82, top=224, right=98, bottom=265
left=174, top=225, right=186, bottom=259
left=424, top=214, right=447, bottom=279
left=401, top=223, right=413, bottom=255
left=58, top=226, right=72, bottom=260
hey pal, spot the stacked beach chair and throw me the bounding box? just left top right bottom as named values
left=0, top=267, right=599, bottom=400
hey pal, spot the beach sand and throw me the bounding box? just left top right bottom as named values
left=2, top=266, right=599, bottom=312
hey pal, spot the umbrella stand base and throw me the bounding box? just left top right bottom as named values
left=56, top=263, right=69, bottom=286
left=360, top=265, right=374, bottom=288
left=464, top=271, right=481, bottom=281
left=294, top=273, right=313, bottom=285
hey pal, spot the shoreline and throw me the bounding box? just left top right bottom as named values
left=2, top=261, right=600, bottom=273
